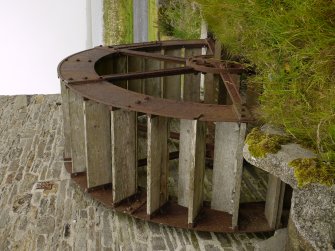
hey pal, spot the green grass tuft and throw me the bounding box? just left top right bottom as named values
left=148, top=0, right=159, bottom=41
left=195, top=0, right=335, bottom=163
left=103, top=0, right=133, bottom=45
left=157, top=0, right=202, bottom=39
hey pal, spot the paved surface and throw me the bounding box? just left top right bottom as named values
left=133, top=0, right=148, bottom=42
left=255, top=229, right=287, bottom=251
left=0, top=95, right=272, bottom=250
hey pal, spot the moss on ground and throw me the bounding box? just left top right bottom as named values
left=103, top=0, right=159, bottom=43
left=148, top=0, right=159, bottom=41
left=289, top=158, right=335, bottom=188
left=103, top=0, right=133, bottom=45
left=245, top=128, right=291, bottom=158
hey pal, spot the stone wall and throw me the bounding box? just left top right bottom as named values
left=244, top=131, right=335, bottom=251
left=0, top=95, right=270, bottom=251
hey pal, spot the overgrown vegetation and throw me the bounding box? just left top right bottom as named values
left=157, top=0, right=201, bottom=39
left=103, top=0, right=133, bottom=44
left=148, top=0, right=159, bottom=41
left=245, top=128, right=291, bottom=158
left=290, top=158, right=335, bottom=187
left=192, top=0, right=335, bottom=185
left=194, top=0, right=335, bottom=159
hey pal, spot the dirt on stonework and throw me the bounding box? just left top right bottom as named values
left=13, top=193, right=32, bottom=214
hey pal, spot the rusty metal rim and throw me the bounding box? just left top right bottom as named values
left=67, top=82, right=251, bottom=122
left=68, top=66, right=198, bottom=85
left=58, top=39, right=252, bottom=122
left=57, top=39, right=212, bottom=76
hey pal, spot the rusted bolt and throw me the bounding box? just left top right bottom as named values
left=88, top=59, right=92, bottom=63
left=76, top=59, right=80, bottom=62
left=83, top=77, right=88, bottom=80
left=64, top=58, right=68, bottom=61
left=135, top=100, right=141, bottom=104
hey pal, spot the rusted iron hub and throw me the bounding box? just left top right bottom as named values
left=57, top=39, right=279, bottom=233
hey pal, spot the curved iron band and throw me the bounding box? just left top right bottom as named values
left=58, top=39, right=252, bottom=122
left=57, top=39, right=213, bottom=77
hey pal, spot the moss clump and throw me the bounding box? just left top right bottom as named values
left=289, top=158, right=335, bottom=188
left=246, top=128, right=290, bottom=158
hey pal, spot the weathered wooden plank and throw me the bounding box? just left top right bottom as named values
left=178, top=120, right=192, bottom=208
left=183, top=49, right=201, bottom=102
left=200, top=20, right=208, bottom=40
left=204, top=42, right=221, bottom=104
left=265, top=174, right=286, bottom=229
left=163, top=49, right=182, bottom=100
left=203, top=73, right=215, bottom=103
left=60, top=81, right=72, bottom=159
left=68, top=89, right=86, bottom=173
left=111, top=109, right=137, bottom=203
left=178, top=119, right=206, bottom=224
left=114, top=55, right=128, bottom=89
left=95, top=57, right=114, bottom=75
left=188, top=120, right=206, bottom=225
left=147, top=116, right=169, bottom=215
left=211, top=122, right=246, bottom=229
left=128, top=56, right=143, bottom=93
left=84, top=100, right=112, bottom=188
left=144, top=51, right=162, bottom=97
left=200, top=21, right=208, bottom=102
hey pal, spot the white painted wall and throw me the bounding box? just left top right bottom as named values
left=0, top=0, right=103, bottom=95
left=86, top=0, right=103, bottom=48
